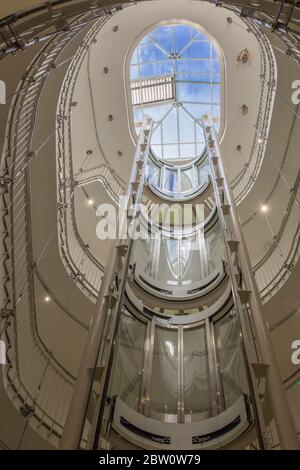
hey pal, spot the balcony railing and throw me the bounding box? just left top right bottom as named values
left=1, top=1, right=299, bottom=448
left=0, top=22, right=84, bottom=447
left=231, top=18, right=277, bottom=205
left=253, top=171, right=300, bottom=303
left=131, top=75, right=176, bottom=107
left=0, top=10, right=121, bottom=446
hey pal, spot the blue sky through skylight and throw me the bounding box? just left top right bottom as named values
left=130, top=24, right=221, bottom=161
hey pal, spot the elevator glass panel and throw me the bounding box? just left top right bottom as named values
left=205, top=221, right=224, bottom=272
left=215, top=312, right=249, bottom=409
left=164, top=168, right=179, bottom=192
left=183, top=325, right=212, bottom=419
left=157, top=238, right=179, bottom=284
left=146, top=160, right=159, bottom=186
left=181, top=234, right=206, bottom=284
left=109, top=311, right=146, bottom=411
left=132, top=238, right=152, bottom=276
left=181, top=167, right=193, bottom=192
left=150, top=327, right=178, bottom=420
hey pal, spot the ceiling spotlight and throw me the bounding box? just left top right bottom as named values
left=45, top=295, right=51, bottom=302
left=260, top=204, right=268, bottom=213
left=87, top=199, right=94, bottom=206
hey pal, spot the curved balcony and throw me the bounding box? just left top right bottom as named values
left=0, top=24, right=85, bottom=446
left=0, top=10, right=123, bottom=446
left=1, top=0, right=298, bottom=450
left=230, top=17, right=277, bottom=205
left=253, top=176, right=300, bottom=303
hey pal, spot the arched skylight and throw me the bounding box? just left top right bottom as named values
left=129, top=24, right=221, bottom=161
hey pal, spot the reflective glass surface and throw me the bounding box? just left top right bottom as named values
left=132, top=221, right=224, bottom=287
left=183, top=326, right=211, bottom=417
left=150, top=327, right=178, bottom=418
left=215, top=312, right=249, bottom=409
left=109, top=311, right=146, bottom=411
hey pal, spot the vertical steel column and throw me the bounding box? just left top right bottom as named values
left=160, top=164, right=165, bottom=191
left=139, top=318, right=155, bottom=417
left=60, top=117, right=153, bottom=449
left=59, top=242, right=118, bottom=450
left=178, top=326, right=185, bottom=423
left=178, top=236, right=182, bottom=285
left=203, top=116, right=299, bottom=450
left=193, top=163, right=198, bottom=188
left=207, top=318, right=225, bottom=414
left=150, top=232, right=160, bottom=280
left=203, top=118, right=267, bottom=449
left=205, top=318, right=224, bottom=415
left=198, top=228, right=208, bottom=279
left=138, top=320, right=151, bottom=414
left=90, top=117, right=153, bottom=450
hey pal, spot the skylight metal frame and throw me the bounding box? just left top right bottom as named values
left=128, top=23, right=222, bottom=162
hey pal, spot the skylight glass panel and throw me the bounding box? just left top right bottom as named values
left=130, top=23, right=221, bottom=161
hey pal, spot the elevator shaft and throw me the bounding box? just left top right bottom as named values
left=61, top=116, right=298, bottom=451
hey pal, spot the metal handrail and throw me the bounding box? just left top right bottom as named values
left=56, top=14, right=129, bottom=301
left=253, top=180, right=300, bottom=302
left=74, top=164, right=125, bottom=203
left=231, top=18, right=277, bottom=205
left=56, top=16, right=298, bottom=305
left=1, top=25, right=85, bottom=446
left=0, top=10, right=122, bottom=446
left=1, top=0, right=299, bottom=448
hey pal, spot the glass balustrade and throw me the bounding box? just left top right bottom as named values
left=150, top=327, right=179, bottom=419
left=108, top=310, right=147, bottom=412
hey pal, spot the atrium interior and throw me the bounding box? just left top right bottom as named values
left=0, top=0, right=299, bottom=451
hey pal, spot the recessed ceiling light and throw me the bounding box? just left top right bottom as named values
left=87, top=199, right=94, bottom=206
left=45, top=295, right=51, bottom=302
left=260, top=204, right=268, bottom=213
